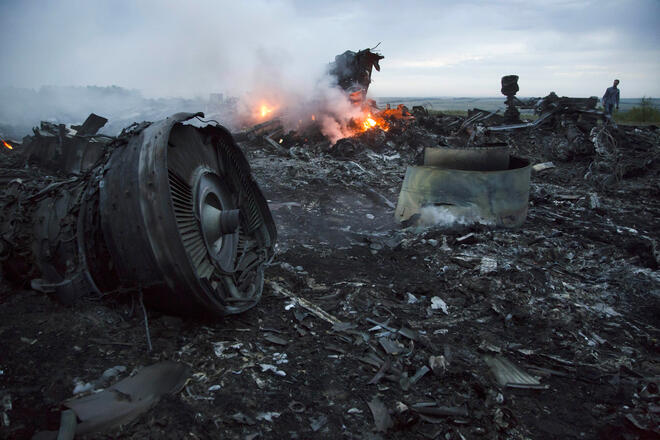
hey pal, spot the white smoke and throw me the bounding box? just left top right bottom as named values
left=418, top=205, right=495, bottom=227
left=232, top=50, right=368, bottom=143
left=0, top=0, right=374, bottom=142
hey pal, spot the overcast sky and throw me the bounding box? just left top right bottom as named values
left=1, top=0, right=658, bottom=98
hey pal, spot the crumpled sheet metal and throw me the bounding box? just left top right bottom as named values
left=484, top=355, right=548, bottom=390
left=64, top=361, right=190, bottom=435
left=394, top=156, right=531, bottom=228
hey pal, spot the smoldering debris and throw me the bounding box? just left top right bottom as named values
left=1, top=72, right=659, bottom=440
left=328, top=47, right=384, bottom=104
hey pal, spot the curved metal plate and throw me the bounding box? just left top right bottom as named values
left=395, top=157, right=531, bottom=228
left=424, top=144, right=510, bottom=171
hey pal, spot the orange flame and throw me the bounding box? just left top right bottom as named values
left=2, top=140, right=12, bottom=150
left=260, top=104, right=273, bottom=118
left=360, top=113, right=389, bottom=132
left=363, top=116, right=377, bottom=130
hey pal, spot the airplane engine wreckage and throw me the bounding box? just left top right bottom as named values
left=0, top=112, right=277, bottom=316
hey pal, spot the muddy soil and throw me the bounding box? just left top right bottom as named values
left=1, top=120, right=659, bottom=439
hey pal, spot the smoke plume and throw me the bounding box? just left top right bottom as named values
left=0, top=0, right=373, bottom=142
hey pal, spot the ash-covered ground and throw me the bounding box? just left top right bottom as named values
left=1, top=110, right=659, bottom=439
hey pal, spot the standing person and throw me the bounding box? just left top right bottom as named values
left=602, top=79, right=620, bottom=116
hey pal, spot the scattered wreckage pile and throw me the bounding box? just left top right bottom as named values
left=1, top=89, right=659, bottom=439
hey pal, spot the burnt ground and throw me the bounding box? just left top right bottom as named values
left=1, top=116, right=659, bottom=439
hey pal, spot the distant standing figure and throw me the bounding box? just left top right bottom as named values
left=602, top=79, right=620, bottom=116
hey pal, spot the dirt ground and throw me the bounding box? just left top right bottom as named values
left=1, top=116, right=659, bottom=439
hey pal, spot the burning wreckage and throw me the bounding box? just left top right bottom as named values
left=1, top=49, right=660, bottom=439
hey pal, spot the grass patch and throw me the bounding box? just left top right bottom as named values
left=614, top=97, right=660, bottom=124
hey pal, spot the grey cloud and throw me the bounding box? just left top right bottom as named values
left=0, top=0, right=658, bottom=98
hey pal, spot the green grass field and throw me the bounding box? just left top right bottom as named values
left=613, top=97, right=660, bottom=124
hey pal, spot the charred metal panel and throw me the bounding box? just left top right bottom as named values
left=328, top=48, right=384, bottom=103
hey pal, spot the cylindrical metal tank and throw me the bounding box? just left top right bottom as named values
left=424, top=143, right=510, bottom=171
left=395, top=156, right=531, bottom=228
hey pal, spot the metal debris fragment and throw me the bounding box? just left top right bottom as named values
left=268, top=281, right=341, bottom=325
left=63, top=361, right=190, bottom=435
left=431, top=297, right=449, bottom=314
left=484, top=355, right=549, bottom=389
left=368, top=397, right=393, bottom=432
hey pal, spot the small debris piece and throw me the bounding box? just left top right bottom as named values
left=272, top=353, right=288, bottom=364
left=431, top=297, right=449, bottom=314
left=379, top=337, right=405, bottom=355
left=410, top=366, right=430, bottom=384
left=429, top=355, right=448, bottom=375
left=368, top=397, right=393, bottom=432
left=397, top=327, right=419, bottom=341
left=263, top=334, right=288, bottom=346
left=289, top=401, right=306, bottom=413
left=259, top=364, right=286, bottom=377
left=399, top=372, right=411, bottom=391
left=484, top=355, right=549, bottom=389
left=231, top=412, right=255, bottom=425
left=268, top=281, right=341, bottom=325
left=395, top=402, right=408, bottom=413
left=332, top=321, right=357, bottom=332
left=256, top=412, right=280, bottom=422
left=1, top=394, right=10, bottom=411
left=479, top=340, right=503, bottom=354
left=456, top=233, right=477, bottom=245
left=368, top=357, right=391, bottom=385
left=75, top=113, right=108, bottom=136
left=263, top=135, right=289, bottom=155
left=309, top=414, right=328, bottom=432
left=213, top=341, right=242, bottom=359
left=590, top=303, right=621, bottom=317
left=63, top=361, right=190, bottom=435
left=1, top=393, right=11, bottom=429
left=479, top=257, right=498, bottom=275
left=532, top=162, right=556, bottom=172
